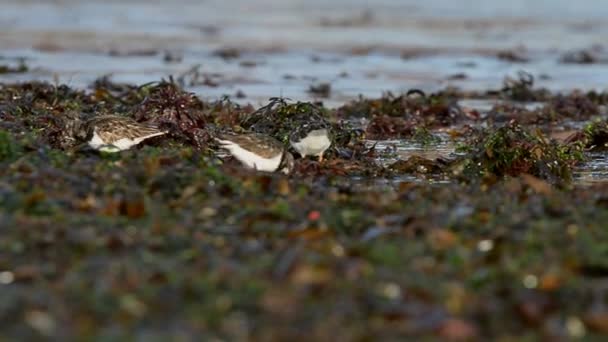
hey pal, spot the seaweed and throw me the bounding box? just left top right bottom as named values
left=500, top=71, right=551, bottom=102
left=453, top=122, right=584, bottom=185
left=570, top=119, right=608, bottom=150
left=388, top=155, right=447, bottom=175
left=0, top=58, right=28, bottom=74
left=133, top=81, right=208, bottom=147
left=335, top=90, right=466, bottom=139
left=308, top=83, right=331, bottom=98
left=2, top=81, right=608, bottom=340
left=560, top=46, right=608, bottom=64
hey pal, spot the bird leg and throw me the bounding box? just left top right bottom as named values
left=318, top=153, right=324, bottom=163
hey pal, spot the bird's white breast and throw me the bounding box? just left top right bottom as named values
left=291, top=131, right=331, bottom=157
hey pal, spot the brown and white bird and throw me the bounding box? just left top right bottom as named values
left=74, top=115, right=167, bottom=152
left=215, top=132, right=294, bottom=174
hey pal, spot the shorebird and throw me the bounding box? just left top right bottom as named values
left=215, top=132, right=294, bottom=174
left=75, top=115, right=167, bottom=152
left=289, top=120, right=332, bottom=162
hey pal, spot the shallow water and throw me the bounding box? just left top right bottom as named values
left=2, top=0, right=608, bottom=105
left=368, top=137, right=456, bottom=166
left=367, top=136, right=608, bottom=186
left=575, top=152, right=608, bottom=185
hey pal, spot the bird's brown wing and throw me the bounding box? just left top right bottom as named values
left=218, top=133, right=283, bottom=158
left=88, top=116, right=165, bottom=143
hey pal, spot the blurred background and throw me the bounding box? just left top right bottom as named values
left=1, top=0, right=608, bottom=105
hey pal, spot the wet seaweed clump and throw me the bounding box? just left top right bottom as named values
left=336, top=91, right=465, bottom=139
left=540, top=91, right=601, bottom=122
left=389, top=155, right=447, bottom=176
left=212, top=47, right=241, bottom=60
left=500, top=71, right=551, bottom=102
left=133, top=81, right=208, bottom=147
left=0, top=82, right=96, bottom=148
left=308, top=83, right=331, bottom=98
left=88, top=76, right=151, bottom=110
left=488, top=90, right=602, bottom=125
left=0, top=82, right=90, bottom=118
left=570, top=119, right=608, bottom=150
left=241, top=98, right=330, bottom=142
left=454, top=122, right=584, bottom=185
left=0, top=58, right=28, bottom=74
left=201, top=96, right=253, bottom=128
left=364, top=114, right=415, bottom=139
left=293, top=155, right=382, bottom=177
left=497, top=48, right=530, bottom=63
left=560, top=46, right=608, bottom=64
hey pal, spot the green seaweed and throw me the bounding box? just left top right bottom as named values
left=454, top=122, right=584, bottom=185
